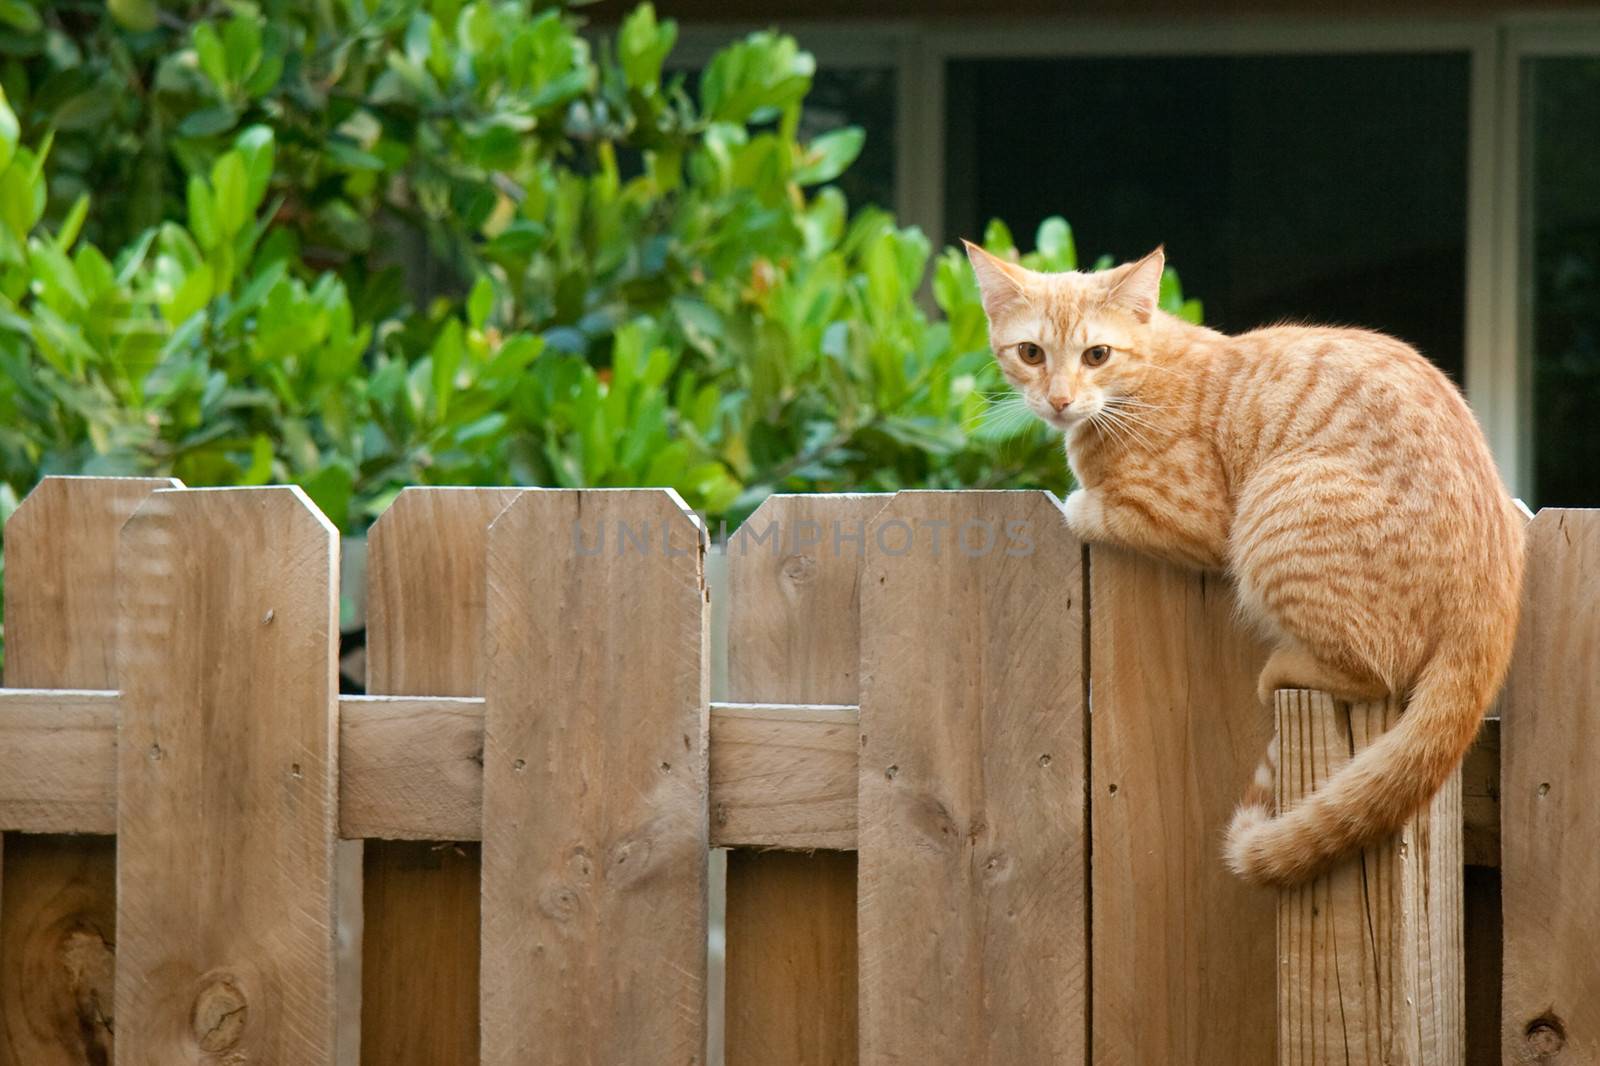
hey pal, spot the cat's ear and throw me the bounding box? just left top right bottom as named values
left=1105, top=246, right=1165, bottom=323
left=963, top=240, right=1033, bottom=320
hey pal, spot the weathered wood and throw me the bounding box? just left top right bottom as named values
left=1502, top=509, right=1600, bottom=1065
left=362, top=487, right=518, bottom=1066
left=723, top=494, right=884, bottom=1066
left=480, top=489, right=707, bottom=1064
left=1275, top=690, right=1464, bottom=1066
left=0, top=836, right=115, bottom=1066
left=1090, top=548, right=1275, bottom=1065
left=115, top=486, right=339, bottom=1062
left=0, top=474, right=175, bottom=1066
left=0, top=694, right=857, bottom=846
left=0, top=690, right=119, bottom=834
left=340, top=696, right=486, bottom=840
left=709, top=702, right=858, bottom=849
left=858, top=490, right=1086, bottom=1064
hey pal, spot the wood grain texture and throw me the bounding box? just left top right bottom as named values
left=723, top=493, right=886, bottom=1066
left=0, top=836, right=115, bottom=1066
left=339, top=696, right=486, bottom=840
left=709, top=702, right=858, bottom=849
left=115, top=486, right=339, bottom=1062
left=0, top=691, right=117, bottom=834
left=362, top=487, right=518, bottom=1066
left=1, top=475, right=175, bottom=1066
left=481, top=489, right=708, bottom=1065
left=0, top=694, right=859, bottom=846
left=1090, top=547, right=1274, bottom=1066
left=1502, top=509, right=1600, bottom=1066
left=858, top=491, right=1086, bottom=1065
left=1276, top=691, right=1463, bottom=1066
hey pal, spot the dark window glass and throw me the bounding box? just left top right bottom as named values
left=803, top=67, right=898, bottom=212
left=1526, top=57, right=1600, bottom=507
left=944, top=54, right=1470, bottom=383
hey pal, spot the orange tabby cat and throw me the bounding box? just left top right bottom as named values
left=966, top=240, right=1524, bottom=886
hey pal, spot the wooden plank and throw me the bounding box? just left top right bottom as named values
left=1275, top=691, right=1463, bottom=1066
left=115, top=485, right=339, bottom=1061
left=0, top=474, right=175, bottom=1066
left=1502, top=509, right=1600, bottom=1065
left=1090, top=548, right=1275, bottom=1065
left=723, top=493, right=885, bottom=1066
left=0, top=690, right=118, bottom=834
left=362, top=487, right=518, bottom=1066
left=0, top=694, right=857, bottom=845
left=858, top=490, right=1086, bottom=1064
left=709, top=702, right=858, bottom=849
left=340, top=696, right=486, bottom=840
left=480, top=489, right=707, bottom=1064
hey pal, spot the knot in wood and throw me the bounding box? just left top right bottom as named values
left=1526, top=1015, right=1567, bottom=1058
left=191, top=977, right=248, bottom=1052
left=780, top=553, right=818, bottom=586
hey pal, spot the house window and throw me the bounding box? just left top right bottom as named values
left=943, top=53, right=1472, bottom=383
left=1524, top=55, right=1600, bottom=507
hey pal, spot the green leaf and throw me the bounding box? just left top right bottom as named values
left=242, top=434, right=274, bottom=485
left=107, top=0, right=158, bottom=32
left=232, top=126, right=275, bottom=207
left=467, top=275, right=494, bottom=329
left=194, top=24, right=230, bottom=91
left=0, top=84, right=19, bottom=177
left=178, top=106, right=239, bottom=138
left=54, top=193, right=89, bottom=251
left=210, top=152, right=249, bottom=237
left=1035, top=216, right=1076, bottom=271
left=301, top=461, right=354, bottom=530
left=222, top=17, right=262, bottom=83
left=794, top=126, right=863, bottom=187
left=619, top=3, right=677, bottom=93
left=0, top=0, right=42, bottom=34
left=187, top=175, right=217, bottom=249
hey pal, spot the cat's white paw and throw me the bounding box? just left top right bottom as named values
left=1063, top=489, right=1104, bottom=540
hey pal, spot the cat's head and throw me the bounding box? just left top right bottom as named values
left=964, top=242, right=1166, bottom=432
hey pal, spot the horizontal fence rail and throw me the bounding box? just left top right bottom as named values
left=0, top=691, right=1500, bottom=855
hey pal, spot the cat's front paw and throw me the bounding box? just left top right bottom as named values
left=1063, top=489, right=1106, bottom=541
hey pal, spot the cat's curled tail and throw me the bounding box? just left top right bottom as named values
left=1223, top=638, right=1505, bottom=887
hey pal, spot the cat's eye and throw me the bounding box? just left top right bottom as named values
left=1083, top=345, right=1112, bottom=367
left=1015, top=342, right=1046, bottom=366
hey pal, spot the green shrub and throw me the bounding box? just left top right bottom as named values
left=0, top=0, right=1202, bottom=537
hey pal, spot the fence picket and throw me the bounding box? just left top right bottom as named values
left=1089, top=546, right=1274, bottom=1064
left=1502, top=509, right=1600, bottom=1065
left=1276, top=691, right=1464, bottom=1065
left=114, top=486, right=339, bottom=1062
left=481, top=489, right=708, bottom=1064
left=858, top=490, right=1086, bottom=1064
left=0, top=475, right=176, bottom=1066
left=722, top=493, right=887, bottom=1065
left=361, top=487, right=519, bottom=1066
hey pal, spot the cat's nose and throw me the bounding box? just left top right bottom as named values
left=1049, top=395, right=1074, bottom=413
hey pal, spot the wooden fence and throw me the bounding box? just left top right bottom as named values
left=0, top=476, right=1592, bottom=1065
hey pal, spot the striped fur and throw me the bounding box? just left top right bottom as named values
left=967, top=242, right=1524, bottom=887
